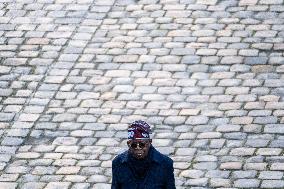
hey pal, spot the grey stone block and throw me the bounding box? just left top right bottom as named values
left=234, top=179, right=260, bottom=188
left=245, top=57, right=268, bottom=65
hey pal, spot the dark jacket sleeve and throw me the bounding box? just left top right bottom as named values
left=111, top=158, right=121, bottom=189
left=165, top=159, right=176, bottom=189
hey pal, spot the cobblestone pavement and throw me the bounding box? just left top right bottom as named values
left=0, top=0, right=284, bottom=188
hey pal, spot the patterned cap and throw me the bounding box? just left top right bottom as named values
left=128, top=120, right=152, bottom=140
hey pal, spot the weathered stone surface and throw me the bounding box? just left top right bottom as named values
left=234, top=179, right=260, bottom=188
left=1, top=1, right=284, bottom=188
left=261, top=180, right=284, bottom=188
left=0, top=183, right=18, bottom=189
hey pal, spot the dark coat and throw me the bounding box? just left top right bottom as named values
left=111, top=146, right=176, bottom=189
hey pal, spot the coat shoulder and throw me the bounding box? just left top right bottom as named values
left=112, top=150, right=128, bottom=166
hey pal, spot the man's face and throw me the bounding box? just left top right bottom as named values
left=127, top=139, right=152, bottom=160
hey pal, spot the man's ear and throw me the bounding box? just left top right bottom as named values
left=127, top=140, right=131, bottom=147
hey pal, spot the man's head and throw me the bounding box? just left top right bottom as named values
left=127, top=120, right=152, bottom=160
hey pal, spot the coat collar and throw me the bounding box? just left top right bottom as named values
left=121, top=145, right=162, bottom=164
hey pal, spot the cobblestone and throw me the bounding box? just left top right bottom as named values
left=234, top=179, right=260, bottom=188
left=261, top=180, right=284, bottom=188
left=0, top=0, right=283, bottom=188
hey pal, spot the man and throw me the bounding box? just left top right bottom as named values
left=111, top=120, right=176, bottom=189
